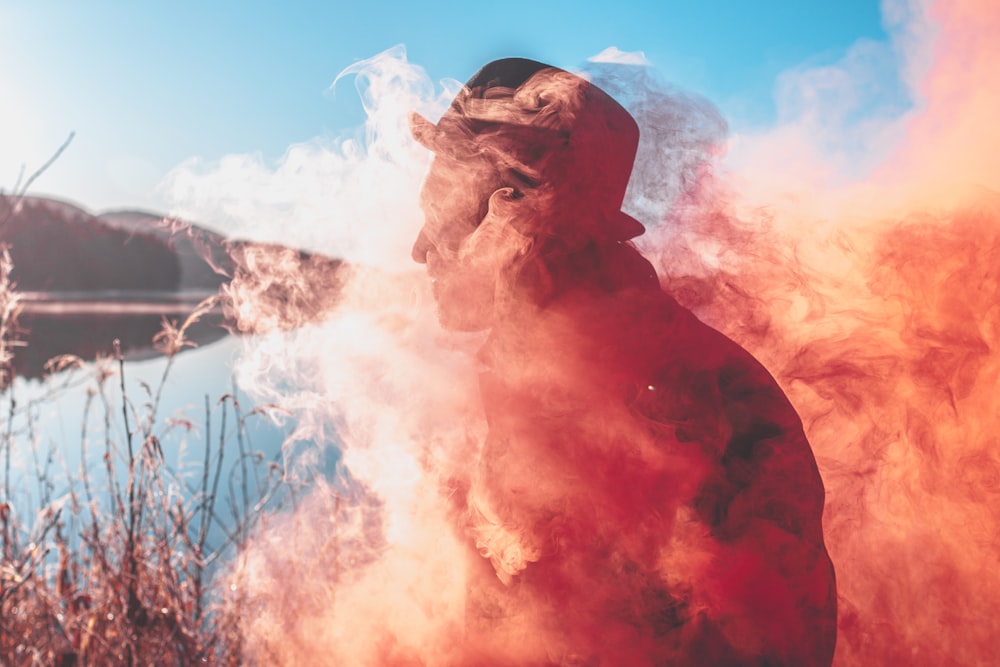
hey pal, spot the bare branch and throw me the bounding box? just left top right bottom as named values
left=1, top=131, right=75, bottom=226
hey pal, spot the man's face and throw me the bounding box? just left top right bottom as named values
left=412, top=153, right=505, bottom=331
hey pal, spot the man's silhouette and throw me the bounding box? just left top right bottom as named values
left=411, top=58, right=836, bottom=666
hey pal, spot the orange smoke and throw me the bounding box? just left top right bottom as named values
left=658, top=1, right=1000, bottom=664
left=813, top=1, right=1000, bottom=662
left=877, top=0, right=1000, bottom=203
left=162, top=0, right=999, bottom=662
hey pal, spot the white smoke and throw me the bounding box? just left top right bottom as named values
left=587, top=46, right=652, bottom=67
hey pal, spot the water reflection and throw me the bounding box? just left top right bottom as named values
left=4, top=334, right=292, bottom=562
left=15, top=300, right=228, bottom=381
left=0, top=194, right=345, bottom=531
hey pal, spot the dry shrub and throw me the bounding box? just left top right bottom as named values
left=0, top=292, right=286, bottom=666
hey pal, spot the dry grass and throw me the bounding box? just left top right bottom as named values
left=1, top=141, right=295, bottom=665
left=0, top=283, right=287, bottom=665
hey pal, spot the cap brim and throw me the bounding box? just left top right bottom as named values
left=411, top=112, right=645, bottom=242
left=409, top=110, right=543, bottom=181
left=410, top=112, right=448, bottom=153
left=610, top=210, right=645, bottom=241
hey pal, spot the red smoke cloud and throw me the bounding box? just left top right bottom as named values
left=163, top=1, right=999, bottom=663
left=656, top=1, right=1000, bottom=664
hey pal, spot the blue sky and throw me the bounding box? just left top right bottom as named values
left=1, top=1, right=891, bottom=212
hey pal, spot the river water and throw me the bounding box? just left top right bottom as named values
left=2, top=320, right=290, bottom=546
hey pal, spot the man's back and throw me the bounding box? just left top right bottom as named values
left=464, top=242, right=837, bottom=665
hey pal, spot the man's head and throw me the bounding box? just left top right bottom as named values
left=410, top=58, right=644, bottom=330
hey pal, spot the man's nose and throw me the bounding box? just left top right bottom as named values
left=411, top=229, right=431, bottom=264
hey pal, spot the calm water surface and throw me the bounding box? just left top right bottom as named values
left=3, top=332, right=291, bottom=535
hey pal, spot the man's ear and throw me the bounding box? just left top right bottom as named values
left=487, top=186, right=521, bottom=211
left=460, top=189, right=532, bottom=264
left=486, top=184, right=554, bottom=241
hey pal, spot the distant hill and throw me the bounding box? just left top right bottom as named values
left=0, top=195, right=343, bottom=383
left=0, top=195, right=232, bottom=294
left=1, top=196, right=184, bottom=292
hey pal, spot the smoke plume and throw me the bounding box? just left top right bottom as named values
left=162, top=0, right=999, bottom=661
